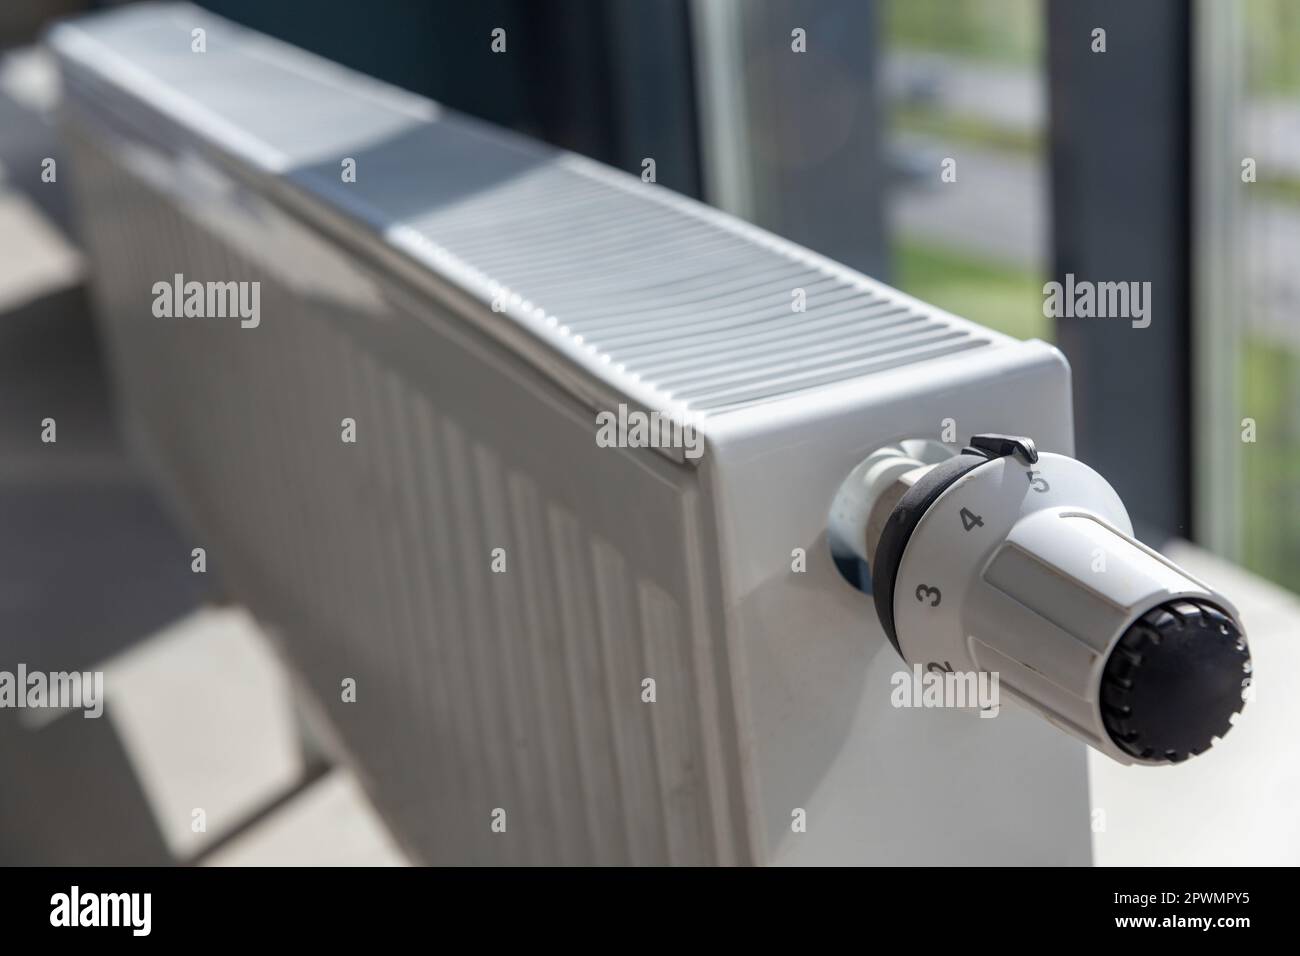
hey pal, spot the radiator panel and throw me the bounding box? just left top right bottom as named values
left=64, top=125, right=743, bottom=864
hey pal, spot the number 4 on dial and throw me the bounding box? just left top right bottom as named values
left=960, top=507, right=984, bottom=531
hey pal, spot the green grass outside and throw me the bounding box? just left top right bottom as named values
left=1240, top=337, right=1300, bottom=592
left=1251, top=175, right=1300, bottom=206
left=893, top=239, right=1050, bottom=342
left=1245, top=0, right=1300, bottom=94
left=884, top=0, right=1041, bottom=66
left=892, top=106, right=1042, bottom=157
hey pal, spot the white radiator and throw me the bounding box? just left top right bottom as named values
left=52, top=3, right=1094, bottom=864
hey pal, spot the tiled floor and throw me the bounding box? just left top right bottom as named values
left=104, top=606, right=409, bottom=866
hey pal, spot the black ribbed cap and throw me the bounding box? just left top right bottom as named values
left=1101, top=599, right=1251, bottom=763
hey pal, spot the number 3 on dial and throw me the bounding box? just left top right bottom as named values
left=915, top=584, right=941, bottom=607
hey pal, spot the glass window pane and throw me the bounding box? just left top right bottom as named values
left=881, top=0, right=1050, bottom=341
left=1201, top=0, right=1300, bottom=592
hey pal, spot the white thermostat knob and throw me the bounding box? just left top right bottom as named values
left=835, top=434, right=1251, bottom=765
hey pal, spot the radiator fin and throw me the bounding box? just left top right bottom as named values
left=53, top=2, right=1003, bottom=421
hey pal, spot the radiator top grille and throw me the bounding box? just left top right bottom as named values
left=53, top=3, right=1004, bottom=417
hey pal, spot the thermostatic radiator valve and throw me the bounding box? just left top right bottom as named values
left=830, top=435, right=1252, bottom=765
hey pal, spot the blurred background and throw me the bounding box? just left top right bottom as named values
left=1, top=0, right=1297, bottom=864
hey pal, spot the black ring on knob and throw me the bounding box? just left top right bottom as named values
left=871, top=451, right=994, bottom=657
